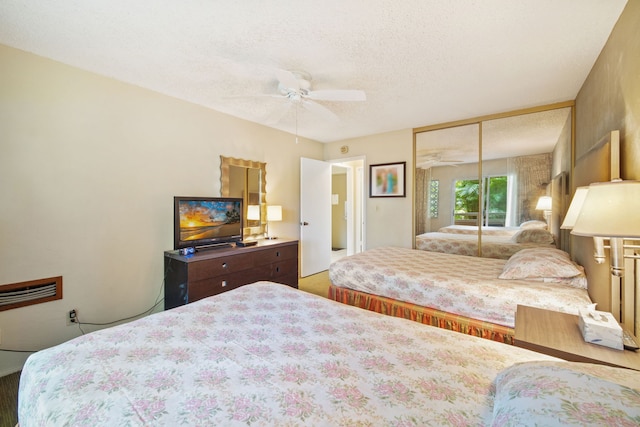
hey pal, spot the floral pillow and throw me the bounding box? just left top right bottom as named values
left=499, top=247, right=582, bottom=280
left=519, top=220, right=548, bottom=230
left=491, top=361, right=640, bottom=426
left=510, top=228, right=555, bottom=244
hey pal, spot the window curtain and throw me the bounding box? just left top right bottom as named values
left=510, top=153, right=552, bottom=224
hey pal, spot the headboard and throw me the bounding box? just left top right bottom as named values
left=550, top=171, right=568, bottom=251
left=572, top=130, right=627, bottom=323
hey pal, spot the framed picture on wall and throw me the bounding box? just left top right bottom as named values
left=369, top=162, right=406, bottom=197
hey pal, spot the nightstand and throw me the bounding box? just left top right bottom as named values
left=514, top=305, right=640, bottom=371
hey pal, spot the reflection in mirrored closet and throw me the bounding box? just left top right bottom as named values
left=414, top=103, right=574, bottom=258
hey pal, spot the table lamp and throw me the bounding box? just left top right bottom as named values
left=560, top=186, right=605, bottom=263
left=567, top=180, right=640, bottom=277
left=247, top=205, right=260, bottom=221
left=535, top=196, right=552, bottom=222
left=265, top=205, right=282, bottom=240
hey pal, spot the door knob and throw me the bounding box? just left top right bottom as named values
left=301, top=221, right=309, bottom=226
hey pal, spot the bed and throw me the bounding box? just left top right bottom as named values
left=415, top=220, right=556, bottom=259
left=18, top=281, right=640, bottom=426
left=436, top=224, right=523, bottom=236
left=328, top=246, right=592, bottom=344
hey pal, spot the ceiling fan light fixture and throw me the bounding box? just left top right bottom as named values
left=254, top=68, right=367, bottom=139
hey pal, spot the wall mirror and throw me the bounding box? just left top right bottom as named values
left=413, top=102, right=574, bottom=257
left=220, top=156, right=267, bottom=237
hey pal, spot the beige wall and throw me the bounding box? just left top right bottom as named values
left=573, top=1, right=640, bottom=324
left=0, top=45, right=323, bottom=374
left=325, top=129, right=414, bottom=250
left=331, top=173, right=347, bottom=249
left=575, top=0, right=640, bottom=179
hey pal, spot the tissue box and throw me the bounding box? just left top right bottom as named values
left=578, top=309, right=623, bottom=350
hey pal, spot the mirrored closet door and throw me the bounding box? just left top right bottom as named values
left=413, top=102, right=574, bottom=257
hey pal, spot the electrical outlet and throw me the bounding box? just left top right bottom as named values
left=68, top=309, right=77, bottom=325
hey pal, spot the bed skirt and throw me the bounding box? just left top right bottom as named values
left=327, top=284, right=514, bottom=345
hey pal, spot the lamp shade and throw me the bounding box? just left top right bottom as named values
left=247, top=205, right=260, bottom=221
left=571, top=180, right=640, bottom=238
left=560, top=187, right=589, bottom=229
left=267, top=205, right=282, bottom=222
left=535, top=196, right=552, bottom=211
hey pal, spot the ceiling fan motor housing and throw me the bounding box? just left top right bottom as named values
left=278, top=71, right=312, bottom=101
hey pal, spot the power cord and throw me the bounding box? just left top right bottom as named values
left=72, top=298, right=164, bottom=333
left=71, top=263, right=168, bottom=334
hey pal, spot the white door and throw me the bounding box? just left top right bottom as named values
left=300, top=157, right=332, bottom=277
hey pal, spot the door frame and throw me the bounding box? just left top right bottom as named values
left=330, top=156, right=366, bottom=256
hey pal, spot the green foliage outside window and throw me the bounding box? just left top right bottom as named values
left=454, top=176, right=507, bottom=225
left=429, top=180, right=439, bottom=218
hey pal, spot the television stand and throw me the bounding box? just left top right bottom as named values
left=164, top=239, right=299, bottom=309
left=195, top=242, right=233, bottom=251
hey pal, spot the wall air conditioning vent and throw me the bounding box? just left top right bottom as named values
left=0, top=276, right=62, bottom=312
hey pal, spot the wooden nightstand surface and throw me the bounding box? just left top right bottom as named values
left=514, top=305, right=640, bottom=371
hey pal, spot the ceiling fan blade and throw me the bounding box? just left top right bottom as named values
left=301, top=99, right=339, bottom=122
left=264, top=100, right=293, bottom=125
left=275, top=69, right=300, bottom=91
left=223, top=93, right=283, bottom=100
left=306, top=89, right=366, bottom=102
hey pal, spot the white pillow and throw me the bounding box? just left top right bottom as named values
left=510, top=228, right=555, bottom=245
left=499, top=247, right=582, bottom=280
left=519, top=220, right=548, bottom=230
left=492, top=361, right=640, bottom=426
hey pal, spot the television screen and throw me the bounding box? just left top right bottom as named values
left=174, top=197, right=243, bottom=250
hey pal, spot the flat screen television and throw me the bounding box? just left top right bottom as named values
left=174, top=196, right=243, bottom=250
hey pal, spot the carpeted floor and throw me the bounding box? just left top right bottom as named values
left=297, top=270, right=331, bottom=298
left=0, top=272, right=332, bottom=426
left=0, top=370, right=20, bottom=427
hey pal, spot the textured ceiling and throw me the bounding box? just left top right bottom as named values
left=0, top=0, right=627, bottom=143
left=416, top=107, right=572, bottom=168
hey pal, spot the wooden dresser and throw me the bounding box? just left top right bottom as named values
left=164, top=239, right=298, bottom=310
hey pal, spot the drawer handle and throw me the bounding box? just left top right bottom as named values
left=222, top=262, right=227, bottom=268
left=221, top=280, right=227, bottom=287
left=276, top=251, right=280, bottom=257
left=276, top=266, right=280, bottom=273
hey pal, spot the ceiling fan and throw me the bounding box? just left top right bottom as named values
left=262, top=69, right=366, bottom=125
left=416, top=151, right=465, bottom=169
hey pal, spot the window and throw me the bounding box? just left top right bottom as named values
left=428, top=180, right=439, bottom=218
left=454, top=176, right=507, bottom=226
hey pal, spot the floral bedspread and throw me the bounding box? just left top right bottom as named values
left=329, top=247, right=592, bottom=328
left=19, top=281, right=566, bottom=426
left=416, top=231, right=553, bottom=259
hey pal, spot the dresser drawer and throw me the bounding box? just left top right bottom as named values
left=252, top=244, right=298, bottom=265
left=188, top=252, right=254, bottom=281
left=271, top=258, right=298, bottom=279
left=187, top=265, right=272, bottom=302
